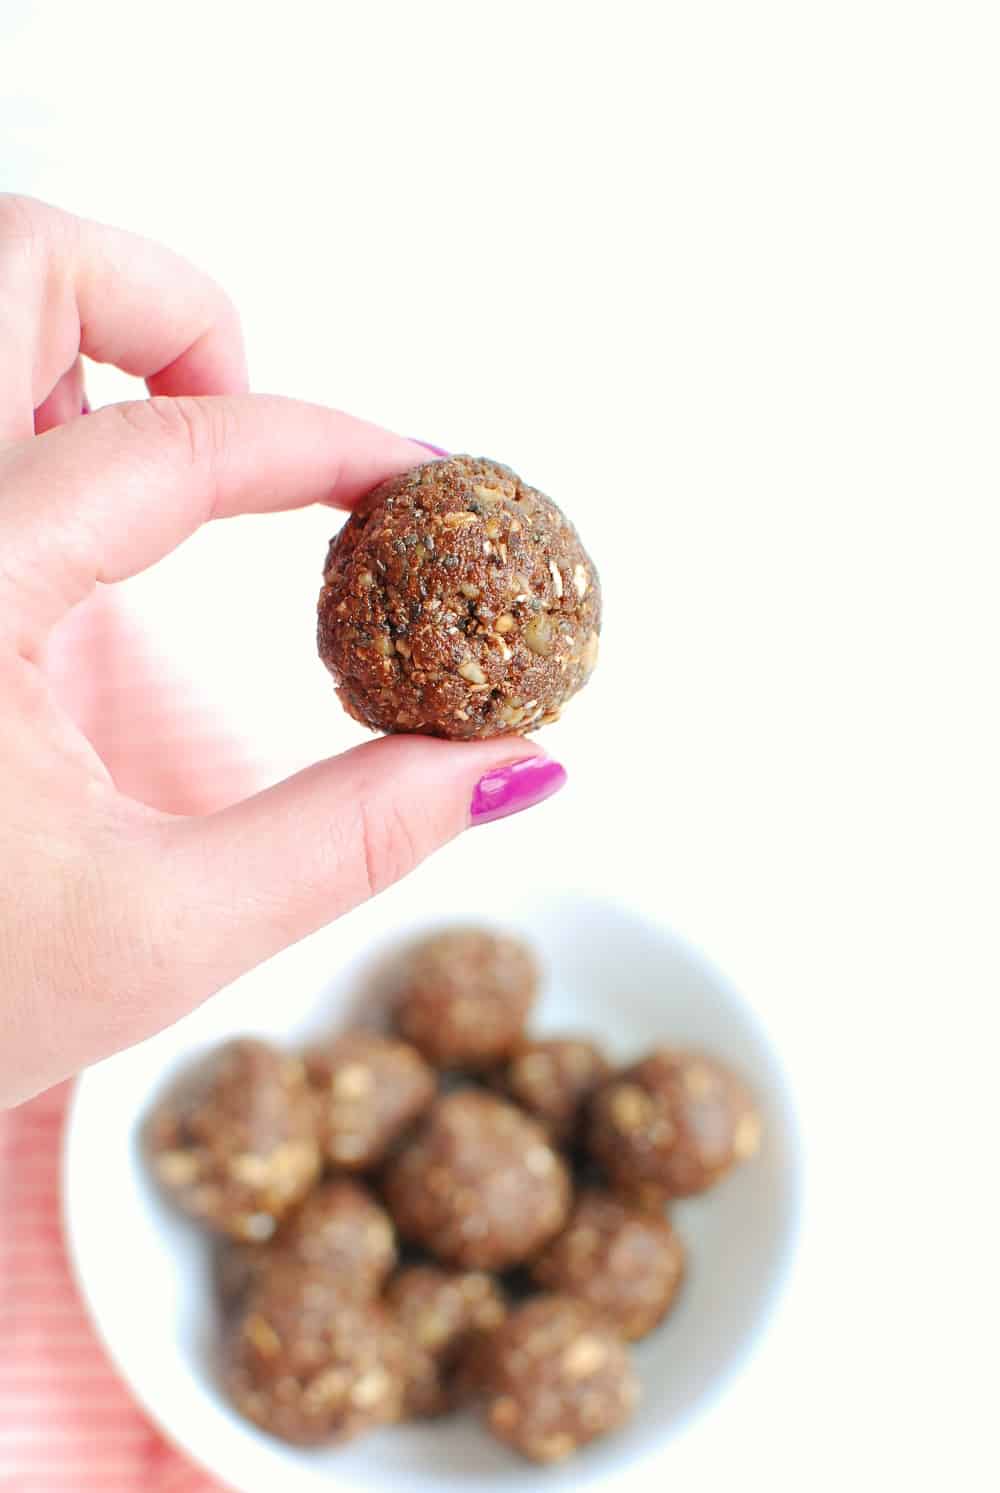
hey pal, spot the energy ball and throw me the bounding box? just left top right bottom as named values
left=480, top=1295, right=638, bottom=1464
left=215, top=1178, right=397, bottom=1312
left=146, top=1039, right=321, bottom=1241
left=304, top=1032, right=435, bottom=1169
left=393, top=927, right=538, bottom=1070
left=226, top=1259, right=406, bottom=1445
left=588, top=1049, right=761, bottom=1199
left=387, top=1265, right=507, bottom=1418
left=489, top=1037, right=611, bottom=1145
left=317, top=456, right=601, bottom=740
left=530, top=1189, right=684, bottom=1341
left=383, top=1091, right=571, bottom=1271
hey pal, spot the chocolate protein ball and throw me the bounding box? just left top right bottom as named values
left=304, top=1032, right=435, bottom=1169
left=146, top=1039, right=321, bottom=1241
left=216, top=1178, right=397, bottom=1312
left=530, top=1189, right=684, bottom=1341
left=387, top=1264, right=507, bottom=1417
left=489, top=1037, right=611, bottom=1146
left=383, top=1091, right=571, bottom=1271
left=588, top=1049, right=761, bottom=1200
left=392, top=927, right=538, bottom=1070
left=317, top=456, right=601, bottom=740
left=480, top=1295, right=638, bottom=1464
left=226, top=1259, right=406, bottom=1445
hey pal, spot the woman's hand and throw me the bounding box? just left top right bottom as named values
left=0, top=196, right=564, bottom=1107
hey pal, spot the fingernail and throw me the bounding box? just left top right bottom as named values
left=410, top=439, right=450, bottom=458
left=470, top=754, right=567, bottom=827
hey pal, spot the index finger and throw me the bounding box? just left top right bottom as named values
left=0, top=394, right=429, bottom=650
left=0, top=195, right=247, bottom=443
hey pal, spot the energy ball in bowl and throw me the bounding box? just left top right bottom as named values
left=304, top=1032, right=435, bottom=1169
left=225, top=1259, right=406, bottom=1445
left=480, top=1295, right=638, bottom=1464
left=530, top=1189, right=684, bottom=1341
left=489, top=1037, right=611, bottom=1145
left=317, top=456, right=601, bottom=740
left=387, top=1264, right=507, bottom=1417
left=393, top=927, right=538, bottom=1069
left=588, top=1048, right=762, bottom=1199
left=383, top=1091, right=571, bottom=1271
left=146, top=1039, right=321, bottom=1242
left=215, top=1178, right=397, bottom=1312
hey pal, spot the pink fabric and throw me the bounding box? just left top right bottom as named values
left=0, top=1086, right=223, bottom=1492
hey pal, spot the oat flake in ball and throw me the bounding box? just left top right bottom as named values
left=317, top=456, right=601, bottom=739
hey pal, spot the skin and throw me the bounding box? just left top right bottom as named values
left=0, top=195, right=543, bottom=1108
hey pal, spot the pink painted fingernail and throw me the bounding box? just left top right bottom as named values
left=470, top=754, right=567, bottom=826
left=411, top=439, right=450, bottom=457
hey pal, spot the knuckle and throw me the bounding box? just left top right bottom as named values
left=111, top=395, right=210, bottom=465
left=108, top=396, right=236, bottom=516
left=357, top=795, right=420, bottom=900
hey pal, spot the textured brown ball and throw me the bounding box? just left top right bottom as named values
left=480, top=1295, right=638, bottom=1464
left=304, top=1031, right=435, bottom=1169
left=146, top=1039, right=321, bottom=1241
left=317, top=456, right=601, bottom=739
left=386, top=1265, right=507, bottom=1418
left=392, top=927, right=538, bottom=1070
left=225, top=1259, right=406, bottom=1445
left=489, top=1036, right=611, bottom=1145
left=382, top=1091, right=571, bottom=1271
left=587, top=1049, right=762, bottom=1199
left=530, top=1189, right=684, bottom=1340
left=215, top=1178, right=397, bottom=1312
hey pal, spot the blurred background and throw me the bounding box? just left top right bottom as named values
left=3, top=2, right=996, bottom=1487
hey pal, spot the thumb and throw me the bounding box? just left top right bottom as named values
left=153, top=734, right=565, bottom=999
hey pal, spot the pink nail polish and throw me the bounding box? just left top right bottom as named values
left=470, top=755, right=567, bottom=826
left=410, top=439, right=450, bottom=458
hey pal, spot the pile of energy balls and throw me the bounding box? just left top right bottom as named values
left=145, top=928, right=761, bottom=1466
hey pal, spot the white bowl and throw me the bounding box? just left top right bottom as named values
left=63, top=875, right=801, bottom=1493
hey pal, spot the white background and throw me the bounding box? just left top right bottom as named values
left=3, top=2, right=998, bottom=1489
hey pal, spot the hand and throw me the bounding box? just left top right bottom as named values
left=0, top=196, right=565, bottom=1107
